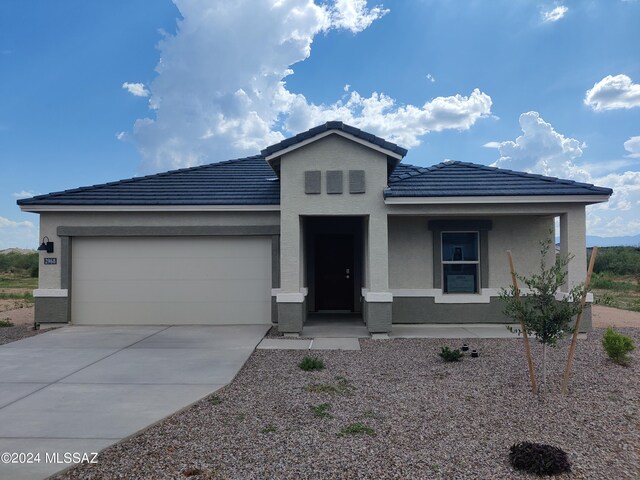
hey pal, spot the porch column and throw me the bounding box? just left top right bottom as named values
left=559, top=205, right=591, bottom=332
left=559, top=205, right=587, bottom=291
left=277, top=214, right=305, bottom=333
left=363, top=215, right=392, bottom=333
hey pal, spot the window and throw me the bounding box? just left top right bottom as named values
left=441, top=232, right=479, bottom=294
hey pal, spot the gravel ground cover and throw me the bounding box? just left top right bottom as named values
left=0, top=324, right=42, bottom=345
left=55, top=328, right=639, bottom=480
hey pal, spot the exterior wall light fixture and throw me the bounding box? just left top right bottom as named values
left=37, top=236, right=54, bottom=253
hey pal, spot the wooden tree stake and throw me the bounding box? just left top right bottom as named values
left=507, top=251, right=538, bottom=395
left=561, top=247, right=598, bottom=395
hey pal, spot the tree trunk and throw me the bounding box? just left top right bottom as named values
left=542, top=343, right=547, bottom=389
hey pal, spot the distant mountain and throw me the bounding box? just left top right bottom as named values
left=0, top=248, right=36, bottom=255
left=586, top=234, right=640, bottom=247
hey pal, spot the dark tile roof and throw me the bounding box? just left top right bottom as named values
left=386, top=161, right=613, bottom=197
left=17, top=156, right=280, bottom=206
left=261, top=121, right=408, bottom=158
left=17, top=140, right=612, bottom=208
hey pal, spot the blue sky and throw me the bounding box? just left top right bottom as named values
left=1, top=0, right=639, bottom=249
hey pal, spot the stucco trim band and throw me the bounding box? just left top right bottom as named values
left=364, top=291, right=393, bottom=302
left=277, top=293, right=305, bottom=303
left=57, top=225, right=280, bottom=237
left=391, top=288, right=500, bottom=303
left=33, top=289, right=68, bottom=297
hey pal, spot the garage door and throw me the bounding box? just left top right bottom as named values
left=71, top=237, right=272, bottom=325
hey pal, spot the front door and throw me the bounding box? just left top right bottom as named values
left=315, top=234, right=354, bottom=311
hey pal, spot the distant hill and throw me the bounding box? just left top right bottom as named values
left=0, top=248, right=36, bottom=255
left=586, top=234, right=640, bottom=247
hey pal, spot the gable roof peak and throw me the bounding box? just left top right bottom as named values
left=261, top=121, right=408, bottom=177
left=261, top=121, right=408, bottom=158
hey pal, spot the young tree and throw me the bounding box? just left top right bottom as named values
left=500, top=233, right=584, bottom=389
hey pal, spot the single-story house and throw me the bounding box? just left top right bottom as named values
left=18, top=122, right=612, bottom=333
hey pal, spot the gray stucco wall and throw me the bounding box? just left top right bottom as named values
left=388, top=215, right=554, bottom=291
left=388, top=217, right=432, bottom=289
left=393, top=297, right=591, bottom=332
left=34, top=297, right=69, bottom=324
left=275, top=134, right=394, bottom=332
left=278, top=134, right=391, bottom=294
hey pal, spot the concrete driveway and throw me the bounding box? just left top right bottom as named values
left=0, top=324, right=269, bottom=480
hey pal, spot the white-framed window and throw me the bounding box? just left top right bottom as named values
left=441, top=231, right=480, bottom=294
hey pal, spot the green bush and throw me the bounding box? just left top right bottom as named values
left=337, top=423, right=376, bottom=437
left=593, top=246, right=640, bottom=276
left=305, top=376, right=354, bottom=396
left=261, top=424, right=278, bottom=434
left=0, top=252, right=38, bottom=275
left=0, top=319, right=14, bottom=328
left=590, top=272, right=637, bottom=291
left=509, top=442, right=571, bottom=476
left=298, top=356, right=325, bottom=371
left=439, top=346, right=463, bottom=362
left=310, top=403, right=332, bottom=418
left=602, top=327, right=635, bottom=365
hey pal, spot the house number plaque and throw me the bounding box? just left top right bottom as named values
left=44, top=258, right=57, bottom=265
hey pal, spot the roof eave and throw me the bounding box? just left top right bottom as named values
left=383, top=194, right=612, bottom=205
left=19, top=204, right=281, bottom=213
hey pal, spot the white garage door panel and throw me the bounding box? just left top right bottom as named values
left=72, top=237, right=272, bottom=325
left=73, top=279, right=269, bottom=303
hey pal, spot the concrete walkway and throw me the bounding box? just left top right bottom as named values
left=256, top=323, right=541, bottom=351
left=0, top=325, right=268, bottom=480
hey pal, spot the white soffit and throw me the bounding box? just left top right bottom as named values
left=384, top=195, right=611, bottom=205
left=20, top=204, right=281, bottom=213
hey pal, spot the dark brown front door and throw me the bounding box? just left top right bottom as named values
left=315, top=234, right=354, bottom=311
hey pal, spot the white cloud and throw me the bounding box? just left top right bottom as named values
left=584, top=74, right=640, bottom=111
left=0, top=216, right=36, bottom=250
left=329, top=0, right=388, bottom=33
left=542, top=5, right=568, bottom=23
left=490, top=111, right=588, bottom=180
left=11, top=191, right=36, bottom=198
left=343, top=84, right=350, bottom=92
left=426, top=73, right=435, bottom=83
left=283, top=87, right=492, bottom=148
left=127, top=0, right=492, bottom=172
left=116, top=131, right=128, bottom=141
left=489, top=111, right=640, bottom=236
left=623, top=135, right=640, bottom=158
left=122, top=82, right=150, bottom=97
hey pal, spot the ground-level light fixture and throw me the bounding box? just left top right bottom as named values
left=37, top=236, right=54, bottom=253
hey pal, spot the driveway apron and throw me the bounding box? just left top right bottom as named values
left=0, top=325, right=268, bottom=480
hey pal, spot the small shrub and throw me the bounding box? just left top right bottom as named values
left=602, top=326, right=635, bottom=365
left=439, top=346, right=463, bottom=362
left=338, top=422, right=376, bottom=437
left=305, top=376, right=354, bottom=396
left=208, top=395, right=222, bottom=405
left=594, top=293, right=615, bottom=306
left=509, top=442, right=571, bottom=476
left=310, top=403, right=332, bottom=418
left=0, top=319, right=14, bottom=328
left=261, top=424, right=278, bottom=434
left=298, top=356, right=325, bottom=371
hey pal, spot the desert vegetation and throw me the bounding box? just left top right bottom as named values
left=591, top=246, right=640, bottom=312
